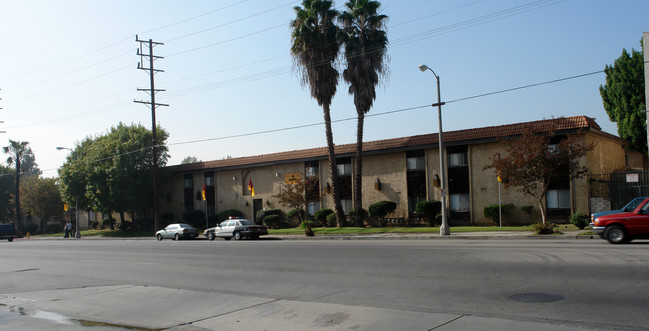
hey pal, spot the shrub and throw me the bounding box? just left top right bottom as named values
left=287, top=208, right=305, bottom=222
left=90, top=221, right=100, bottom=229
left=23, top=223, right=38, bottom=235
left=207, top=214, right=219, bottom=227
left=415, top=201, right=442, bottom=227
left=133, top=218, right=153, bottom=231
left=368, top=201, right=397, bottom=220
left=102, top=218, right=115, bottom=230
left=315, top=208, right=334, bottom=227
left=570, top=211, right=590, bottom=229
left=160, top=213, right=175, bottom=226
left=182, top=210, right=205, bottom=229
left=218, top=209, right=243, bottom=221
left=119, top=221, right=132, bottom=231
left=256, top=209, right=283, bottom=225
left=483, top=203, right=515, bottom=226
left=263, top=214, right=282, bottom=229
left=326, top=212, right=337, bottom=227
left=348, top=208, right=367, bottom=226
left=520, top=205, right=534, bottom=215
left=47, top=224, right=62, bottom=234
left=533, top=222, right=557, bottom=234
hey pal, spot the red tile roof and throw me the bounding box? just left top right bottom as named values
left=166, top=116, right=607, bottom=173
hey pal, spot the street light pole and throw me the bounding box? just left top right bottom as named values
left=57, top=146, right=81, bottom=238
left=418, top=64, right=450, bottom=236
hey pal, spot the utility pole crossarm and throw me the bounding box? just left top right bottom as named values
left=134, top=100, right=169, bottom=107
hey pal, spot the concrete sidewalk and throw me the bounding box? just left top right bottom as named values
left=0, top=285, right=609, bottom=331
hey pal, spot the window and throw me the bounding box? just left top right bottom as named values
left=337, top=163, right=352, bottom=176
left=184, top=174, right=194, bottom=211
left=450, top=194, right=470, bottom=212
left=307, top=201, right=320, bottom=217
left=406, top=150, right=426, bottom=212
left=546, top=189, right=570, bottom=209
left=406, top=150, right=425, bottom=170
left=306, top=161, right=319, bottom=177
left=448, top=146, right=468, bottom=167
left=341, top=199, right=353, bottom=214
left=448, top=153, right=467, bottom=167
left=205, top=172, right=214, bottom=186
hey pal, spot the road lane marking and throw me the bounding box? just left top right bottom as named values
left=81, top=260, right=161, bottom=265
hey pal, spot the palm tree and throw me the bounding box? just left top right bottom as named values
left=339, top=0, right=388, bottom=226
left=4, top=140, right=31, bottom=228
left=290, top=0, right=347, bottom=226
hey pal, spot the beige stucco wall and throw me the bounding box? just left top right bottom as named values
left=361, top=152, right=409, bottom=216
left=468, top=141, right=541, bottom=225
left=585, top=133, right=626, bottom=174
left=160, top=131, right=631, bottom=226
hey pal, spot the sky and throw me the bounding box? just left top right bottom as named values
left=0, top=0, right=647, bottom=178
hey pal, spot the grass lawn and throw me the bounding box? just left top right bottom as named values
left=267, top=225, right=542, bottom=235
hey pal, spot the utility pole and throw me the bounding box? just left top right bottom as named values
left=134, top=35, right=168, bottom=233
left=643, top=31, right=649, bottom=159
left=0, top=89, right=5, bottom=134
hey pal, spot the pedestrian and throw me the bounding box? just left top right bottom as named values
left=64, top=222, right=72, bottom=238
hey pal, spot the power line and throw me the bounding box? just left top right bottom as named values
left=38, top=66, right=606, bottom=176
left=446, top=70, right=604, bottom=104
left=0, top=1, right=252, bottom=83
left=164, top=1, right=297, bottom=43
left=6, top=0, right=573, bottom=128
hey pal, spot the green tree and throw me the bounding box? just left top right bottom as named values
left=0, top=165, right=15, bottom=223
left=59, top=123, right=169, bottom=225
left=599, top=47, right=646, bottom=153
left=181, top=156, right=201, bottom=164
left=483, top=126, right=593, bottom=228
left=273, top=177, right=319, bottom=236
left=338, top=0, right=389, bottom=226
left=3, top=140, right=37, bottom=227
left=20, top=177, right=63, bottom=234
left=290, top=0, right=346, bottom=226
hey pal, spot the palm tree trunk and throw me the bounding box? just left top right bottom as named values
left=14, top=159, right=21, bottom=230
left=353, top=112, right=365, bottom=227
left=323, top=104, right=346, bottom=227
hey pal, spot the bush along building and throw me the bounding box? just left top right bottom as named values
left=160, top=116, right=643, bottom=227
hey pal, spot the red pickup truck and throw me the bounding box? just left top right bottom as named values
left=591, top=197, right=649, bottom=244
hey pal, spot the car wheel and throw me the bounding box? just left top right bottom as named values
left=605, top=226, right=628, bottom=244
left=233, top=231, right=242, bottom=240
left=208, top=232, right=215, bottom=241
left=8, top=238, right=13, bottom=242
left=174, top=233, right=180, bottom=241
left=156, top=234, right=163, bottom=241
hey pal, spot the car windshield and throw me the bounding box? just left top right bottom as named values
left=239, top=220, right=254, bottom=226
left=623, top=198, right=646, bottom=211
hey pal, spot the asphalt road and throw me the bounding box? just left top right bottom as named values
left=1, top=238, right=648, bottom=330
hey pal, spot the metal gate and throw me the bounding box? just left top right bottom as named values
left=592, top=171, right=649, bottom=210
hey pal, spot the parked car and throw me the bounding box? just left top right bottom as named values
left=590, top=197, right=649, bottom=244
left=155, top=223, right=199, bottom=241
left=204, top=218, right=268, bottom=240
left=0, top=224, right=18, bottom=242
left=590, top=197, right=648, bottom=228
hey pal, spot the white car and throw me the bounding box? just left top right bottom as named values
left=203, top=218, right=268, bottom=240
